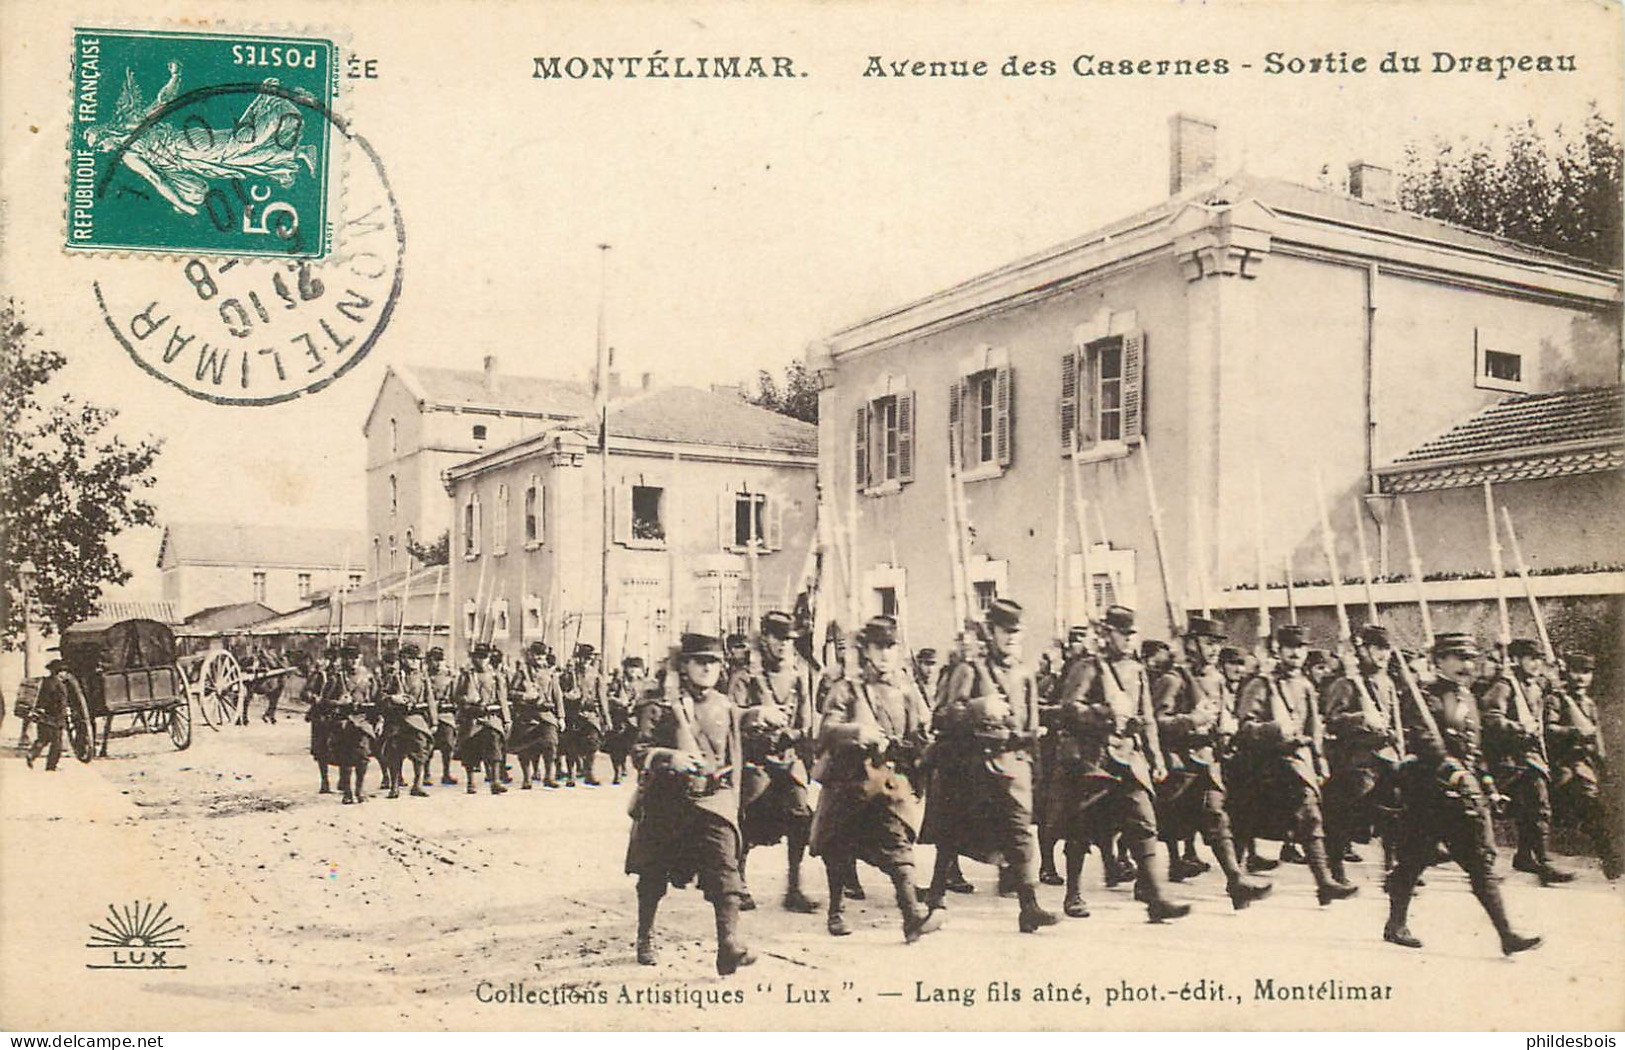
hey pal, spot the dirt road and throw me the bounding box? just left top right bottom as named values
left=3, top=716, right=1622, bottom=1031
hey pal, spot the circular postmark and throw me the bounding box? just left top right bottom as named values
left=88, top=81, right=404, bottom=406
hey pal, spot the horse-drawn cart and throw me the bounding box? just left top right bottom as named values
left=55, top=618, right=193, bottom=757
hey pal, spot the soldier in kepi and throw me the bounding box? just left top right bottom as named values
left=811, top=615, right=942, bottom=942
left=1548, top=652, right=1619, bottom=879
left=456, top=644, right=511, bottom=795
left=730, top=610, right=820, bottom=915
left=1478, top=639, right=1573, bottom=885
left=605, top=656, right=647, bottom=785
left=625, top=633, right=755, bottom=975
left=1384, top=632, right=1541, bottom=955
left=378, top=644, right=435, bottom=798
left=921, top=599, right=1057, bottom=933
left=1320, top=624, right=1408, bottom=879
left=507, top=642, right=564, bottom=789
left=1153, top=614, right=1273, bottom=909
left=560, top=644, right=609, bottom=787
left=424, top=646, right=459, bottom=786
left=1233, top=624, right=1358, bottom=904
left=303, top=645, right=339, bottom=794
left=327, top=644, right=379, bottom=805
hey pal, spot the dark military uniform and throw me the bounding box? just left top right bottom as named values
left=1478, top=641, right=1571, bottom=883
left=626, top=633, right=755, bottom=975
left=1233, top=624, right=1356, bottom=903
left=561, top=650, right=608, bottom=785
left=507, top=654, right=564, bottom=788
left=1546, top=654, right=1617, bottom=878
left=326, top=656, right=377, bottom=804
left=426, top=653, right=458, bottom=784
left=1383, top=633, right=1540, bottom=955
left=303, top=653, right=339, bottom=792
left=1320, top=627, right=1406, bottom=881
left=606, top=662, right=647, bottom=784
left=811, top=627, right=940, bottom=942
left=378, top=655, right=436, bottom=798
left=456, top=655, right=511, bottom=794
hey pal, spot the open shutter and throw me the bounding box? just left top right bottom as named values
left=994, top=365, right=1013, bottom=466
left=946, top=380, right=963, bottom=470
left=1122, top=330, right=1145, bottom=445
left=896, top=391, right=916, bottom=483
left=613, top=483, right=633, bottom=544
left=1059, top=351, right=1078, bottom=452
left=472, top=496, right=483, bottom=555
left=718, top=485, right=735, bottom=549
left=767, top=496, right=784, bottom=551
left=536, top=480, right=546, bottom=545
left=854, top=405, right=869, bottom=491
left=1079, top=347, right=1099, bottom=449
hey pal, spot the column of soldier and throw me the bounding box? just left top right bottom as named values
left=620, top=599, right=1617, bottom=977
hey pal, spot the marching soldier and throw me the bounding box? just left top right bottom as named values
left=1479, top=639, right=1573, bottom=885
left=1046, top=605, right=1190, bottom=922
left=1321, top=624, right=1407, bottom=881
left=913, top=648, right=941, bottom=700
left=921, top=599, right=1057, bottom=932
left=303, top=645, right=340, bottom=794
left=561, top=644, right=609, bottom=786
left=379, top=644, right=436, bottom=798
left=1153, top=615, right=1273, bottom=909
left=625, top=633, right=755, bottom=975
left=506, top=642, right=563, bottom=789
left=811, top=615, right=942, bottom=941
left=1233, top=624, right=1358, bottom=904
left=1383, top=632, right=1541, bottom=955
left=730, top=610, right=820, bottom=914
left=456, top=644, right=511, bottom=795
left=1547, top=652, right=1618, bottom=879
left=605, top=656, right=647, bottom=784
left=327, top=644, right=379, bottom=805
left=425, top=647, right=459, bottom=786
left=1035, top=629, right=1090, bottom=887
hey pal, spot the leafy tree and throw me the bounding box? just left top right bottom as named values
left=406, top=529, right=449, bottom=567
left=745, top=359, right=820, bottom=424
left=2, top=300, right=163, bottom=640
left=1398, top=106, right=1622, bottom=269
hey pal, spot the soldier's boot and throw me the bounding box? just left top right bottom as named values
left=924, top=849, right=955, bottom=911
left=354, top=764, right=370, bottom=803
left=1016, top=883, right=1059, bottom=933
left=582, top=753, right=600, bottom=786
left=783, top=834, right=820, bottom=913
left=317, top=763, right=333, bottom=794
left=1243, top=838, right=1279, bottom=873
left=1382, top=873, right=1423, bottom=949
left=1308, top=838, right=1359, bottom=904
left=713, top=895, right=757, bottom=976
left=996, top=865, right=1020, bottom=898
left=410, top=762, right=429, bottom=797
left=1213, top=837, right=1272, bottom=910
left=1280, top=840, right=1306, bottom=864
left=387, top=764, right=401, bottom=800
left=1182, top=838, right=1211, bottom=873
left=542, top=754, right=558, bottom=789
left=1533, top=838, right=1575, bottom=885
left=825, top=865, right=851, bottom=937
left=944, top=855, right=975, bottom=895
left=439, top=756, right=457, bottom=786
left=338, top=767, right=355, bottom=805
left=893, top=867, right=942, bottom=943
left=1062, top=842, right=1089, bottom=918
left=1133, top=843, right=1191, bottom=922
left=1037, top=831, right=1064, bottom=886
left=737, top=853, right=757, bottom=911
left=464, top=765, right=479, bottom=794
left=487, top=761, right=508, bottom=794
left=1470, top=871, right=1542, bottom=956
left=635, top=879, right=662, bottom=965
left=1326, top=834, right=1350, bottom=885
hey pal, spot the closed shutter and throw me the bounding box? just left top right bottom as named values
left=854, top=405, right=869, bottom=491
left=536, top=480, right=546, bottom=545
left=767, top=496, right=784, bottom=551
left=1059, top=351, right=1077, bottom=452
left=896, top=391, right=916, bottom=482
left=947, top=380, right=964, bottom=471
left=613, top=483, right=633, bottom=544
left=1122, top=330, right=1145, bottom=445
left=1079, top=347, right=1100, bottom=449
left=994, top=365, right=1013, bottom=466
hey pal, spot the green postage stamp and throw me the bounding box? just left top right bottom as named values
left=68, top=27, right=337, bottom=258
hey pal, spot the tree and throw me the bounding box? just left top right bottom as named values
left=744, top=359, right=819, bottom=424
left=1398, top=106, right=1622, bottom=270
left=1, top=301, right=163, bottom=640
left=406, top=529, right=449, bottom=567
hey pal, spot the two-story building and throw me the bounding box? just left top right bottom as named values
left=444, top=385, right=817, bottom=667
left=157, top=522, right=367, bottom=618
left=813, top=114, right=1622, bottom=656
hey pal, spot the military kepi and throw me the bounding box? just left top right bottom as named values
left=859, top=615, right=899, bottom=647
left=1432, top=631, right=1479, bottom=657
left=761, top=610, right=795, bottom=638
left=1359, top=624, right=1391, bottom=648
left=987, top=598, right=1024, bottom=630
left=1101, top=604, right=1136, bottom=635
left=1186, top=614, right=1225, bottom=640
left=681, top=632, right=725, bottom=659
left=1274, top=623, right=1307, bottom=648
left=1507, top=638, right=1541, bottom=659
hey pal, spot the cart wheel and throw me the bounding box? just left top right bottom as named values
left=167, top=693, right=193, bottom=751
left=199, top=650, right=245, bottom=728
left=66, top=678, right=96, bottom=764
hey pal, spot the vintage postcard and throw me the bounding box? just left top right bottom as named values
left=1, top=0, right=1621, bottom=1034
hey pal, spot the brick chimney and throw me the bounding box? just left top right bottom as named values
left=482, top=354, right=498, bottom=394
left=1347, top=160, right=1395, bottom=204
left=1168, top=113, right=1218, bottom=196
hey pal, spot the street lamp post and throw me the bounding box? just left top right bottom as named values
left=18, top=560, right=37, bottom=680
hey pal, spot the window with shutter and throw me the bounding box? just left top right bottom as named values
left=994, top=365, right=1013, bottom=466
left=494, top=484, right=509, bottom=555
left=854, top=407, right=869, bottom=492
left=896, top=391, right=916, bottom=482
left=947, top=378, right=964, bottom=470
left=767, top=497, right=784, bottom=550
left=613, top=484, right=634, bottom=545
left=1060, top=351, right=1078, bottom=452
left=1121, top=330, right=1144, bottom=444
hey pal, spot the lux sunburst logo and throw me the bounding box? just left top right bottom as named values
left=85, top=901, right=188, bottom=970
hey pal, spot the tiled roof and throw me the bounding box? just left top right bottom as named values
left=183, top=601, right=280, bottom=631
left=93, top=599, right=181, bottom=624
left=1377, top=386, right=1624, bottom=493
left=402, top=364, right=593, bottom=417
left=158, top=523, right=368, bottom=569
left=577, top=385, right=817, bottom=454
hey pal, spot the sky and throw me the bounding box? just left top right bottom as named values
left=2, top=0, right=1619, bottom=599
